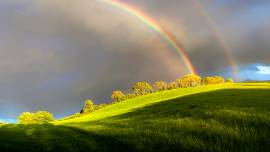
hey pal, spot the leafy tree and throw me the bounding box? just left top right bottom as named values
left=133, top=82, right=153, bottom=95
left=175, top=78, right=186, bottom=88
left=154, top=81, right=167, bottom=91
left=181, top=74, right=202, bottom=87
left=226, top=78, right=234, bottom=83
left=214, top=76, right=225, bottom=84
left=18, top=112, right=35, bottom=124
left=202, top=76, right=225, bottom=85
left=18, top=111, right=54, bottom=124
left=82, top=99, right=96, bottom=113
left=202, top=77, right=213, bottom=85
left=34, top=111, right=54, bottom=123
left=111, top=90, right=126, bottom=102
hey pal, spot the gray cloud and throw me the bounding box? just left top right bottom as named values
left=0, top=0, right=269, bottom=120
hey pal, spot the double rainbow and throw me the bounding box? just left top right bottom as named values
left=99, top=0, right=197, bottom=74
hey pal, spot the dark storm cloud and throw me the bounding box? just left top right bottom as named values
left=0, top=0, right=269, bottom=120
left=0, top=0, right=185, bottom=119
left=130, top=0, right=270, bottom=74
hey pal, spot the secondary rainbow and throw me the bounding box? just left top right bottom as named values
left=99, top=0, right=197, bottom=74
left=191, top=0, right=239, bottom=79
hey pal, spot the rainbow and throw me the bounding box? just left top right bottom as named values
left=99, top=0, right=197, bottom=74
left=190, top=0, right=239, bottom=80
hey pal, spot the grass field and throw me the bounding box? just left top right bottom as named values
left=1, top=83, right=270, bottom=152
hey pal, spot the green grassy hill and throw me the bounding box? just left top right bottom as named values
left=1, top=83, right=270, bottom=152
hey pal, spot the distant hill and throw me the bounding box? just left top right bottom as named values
left=1, top=83, right=270, bottom=152
left=243, top=79, right=270, bottom=83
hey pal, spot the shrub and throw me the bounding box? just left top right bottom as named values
left=226, top=78, right=234, bottom=83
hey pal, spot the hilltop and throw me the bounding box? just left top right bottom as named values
left=0, top=83, right=270, bottom=151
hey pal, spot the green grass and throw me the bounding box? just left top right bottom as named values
left=1, top=83, right=270, bottom=152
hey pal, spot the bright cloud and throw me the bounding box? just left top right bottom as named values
left=257, top=65, right=270, bottom=75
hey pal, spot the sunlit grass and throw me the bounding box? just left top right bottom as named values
left=1, top=83, right=270, bottom=151
left=59, top=84, right=231, bottom=123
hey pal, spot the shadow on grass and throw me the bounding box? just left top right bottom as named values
left=1, top=89, right=270, bottom=152
left=116, top=88, right=270, bottom=118
left=0, top=123, right=135, bottom=152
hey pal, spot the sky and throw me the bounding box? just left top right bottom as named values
left=0, top=0, right=269, bottom=122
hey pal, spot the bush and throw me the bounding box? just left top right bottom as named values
left=226, top=78, right=234, bottom=83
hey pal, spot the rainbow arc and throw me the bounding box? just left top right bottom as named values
left=99, top=0, right=197, bottom=74
left=190, top=0, right=239, bottom=79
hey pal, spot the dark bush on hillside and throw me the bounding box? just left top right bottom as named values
left=80, top=100, right=109, bottom=114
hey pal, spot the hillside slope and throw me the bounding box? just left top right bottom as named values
left=1, top=83, right=270, bottom=152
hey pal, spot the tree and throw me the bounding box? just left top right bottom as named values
left=18, top=111, right=54, bottom=124
left=18, top=112, right=35, bottom=124
left=175, top=78, right=186, bottom=88
left=167, top=82, right=178, bottom=90
left=214, top=76, right=225, bottom=84
left=34, top=111, right=54, bottom=123
left=133, top=82, right=153, bottom=96
left=153, top=81, right=167, bottom=91
left=111, top=90, right=126, bottom=102
left=226, top=78, right=234, bottom=83
left=82, top=99, right=96, bottom=113
left=202, top=76, right=212, bottom=85
left=181, top=74, right=202, bottom=87
left=202, top=76, right=225, bottom=85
